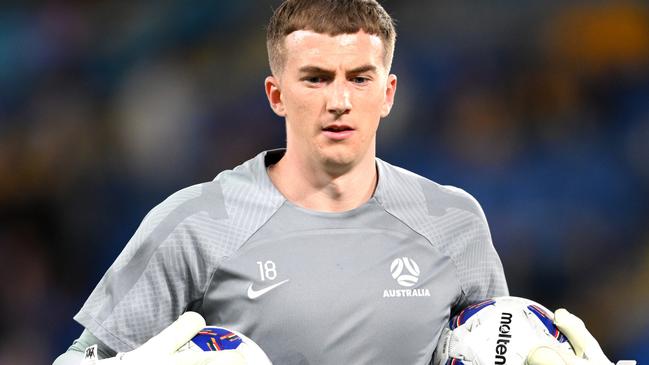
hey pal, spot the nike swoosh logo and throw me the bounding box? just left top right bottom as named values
left=247, top=279, right=290, bottom=299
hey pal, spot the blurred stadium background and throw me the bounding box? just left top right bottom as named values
left=0, top=1, right=648, bottom=363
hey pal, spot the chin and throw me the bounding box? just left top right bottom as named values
left=318, top=149, right=360, bottom=173
left=312, top=138, right=374, bottom=171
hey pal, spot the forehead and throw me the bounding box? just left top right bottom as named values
left=283, top=30, right=385, bottom=71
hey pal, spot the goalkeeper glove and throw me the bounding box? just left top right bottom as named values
left=80, top=312, right=247, bottom=365
left=526, top=309, right=635, bottom=365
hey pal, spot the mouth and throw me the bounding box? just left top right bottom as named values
left=321, top=124, right=355, bottom=140
left=322, top=124, right=354, bottom=132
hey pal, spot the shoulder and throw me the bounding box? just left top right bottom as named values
left=146, top=150, right=283, bottom=228
left=136, top=181, right=226, bottom=243
left=128, top=151, right=285, bottom=262
left=376, top=159, right=507, bottom=301
left=375, top=159, right=486, bottom=222
left=148, top=182, right=225, bottom=222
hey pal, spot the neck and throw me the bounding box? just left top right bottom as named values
left=268, top=149, right=378, bottom=212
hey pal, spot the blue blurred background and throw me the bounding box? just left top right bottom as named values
left=0, top=1, right=648, bottom=363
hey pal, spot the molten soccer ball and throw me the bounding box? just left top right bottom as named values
left=176, top=326, right=272, bottom=364
left=433, top=296, right=573, bottom=365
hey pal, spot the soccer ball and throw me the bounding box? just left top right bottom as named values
left=433, top=296, right=573, bottom=365
left=176, top=326, right=272, bottom=364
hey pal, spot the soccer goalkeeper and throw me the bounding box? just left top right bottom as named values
left=52, top=1, right=623, bottom=364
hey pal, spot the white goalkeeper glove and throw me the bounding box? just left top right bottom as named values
left=525, top=309, right=635, bottom=365
left=80, top=312, right=246, bottom=365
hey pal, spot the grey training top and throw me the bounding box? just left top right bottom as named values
left=72, top=149, right=508, bottom=364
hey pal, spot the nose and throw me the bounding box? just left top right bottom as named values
left=327, top=79, right=351, bottom=118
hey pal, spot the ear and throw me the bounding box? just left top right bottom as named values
left=265, top=76, right=286, bottom=117
left=380, top=74, right=397, bottom=118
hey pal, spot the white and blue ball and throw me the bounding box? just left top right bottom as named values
left=177, top=326, right=272, bottom=364
left=434, top=296, right=573, bottom=365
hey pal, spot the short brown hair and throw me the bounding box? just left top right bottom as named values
left=266, top=0, right=397, bottom=76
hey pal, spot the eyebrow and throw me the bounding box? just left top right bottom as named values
left=298, top=65, right=377, bottom=75
left=348, top=65, right=377, bottom=74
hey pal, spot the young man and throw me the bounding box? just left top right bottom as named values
left=55, top=1, right=509, bottom=364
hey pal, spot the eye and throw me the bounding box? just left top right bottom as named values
left=303, top=76, right=329, bottom=84
left=350, top=76, right=370, bottom=85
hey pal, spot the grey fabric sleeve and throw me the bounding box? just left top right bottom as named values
left=52, top=329, right=116, bottom=365
left=73, top=182, right=227, bottom=352
left=374, top=159, right=509, bottom=312
left=72, top=152, right=285, bottom=354
left=421, top=182, right=509, bottom=308
left=441, top=185, right=509, bottom=307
